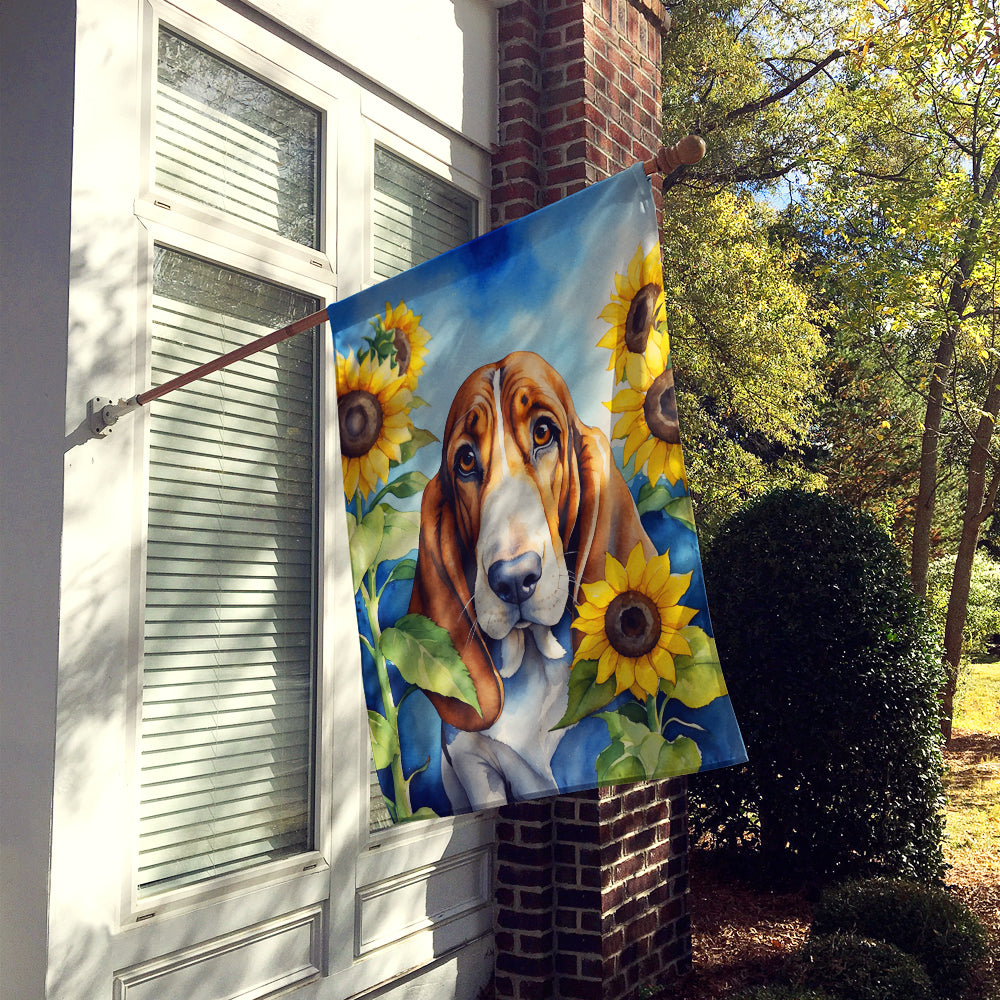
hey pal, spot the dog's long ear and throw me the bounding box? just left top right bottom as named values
left=569, top=421, right=656, bottom=602
left=408, top=473, right=503, bottom=732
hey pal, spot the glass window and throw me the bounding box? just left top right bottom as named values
left=372, top=146, right=477, bottom=279
left=138, top=247, right=318, bottom=895
left=156, top=27, right=320, bottom=248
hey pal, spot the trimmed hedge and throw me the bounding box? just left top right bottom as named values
left=693, top=489, right=946, bottom=882
left=811, top=878, right=988, bottom=998
left=792, top=933, right=934, bottom=1000
left=732, top=987, right=837, bottom=1000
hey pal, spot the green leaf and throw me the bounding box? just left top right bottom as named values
left=662, top=495, right=696, bottom=530
left=552, top=659, right=617, bottom=729
left=380, top=614, right=482, bottom=715
left=637, top=482, right=672, bottom=515
left=385, top=558, right=416, bottom=585
left=367, top=710, right=399, bottom=771
left=652, top=735, right=702, bottom=777
left=618, top=700, right=649, bottom=726
left=660, top=625, right=728, bottom=708
left=636, top=731, right=669, bottom=775
left=350, top=504, right=385, bottom=592
left=398, top=426, right=438, bottom=465
left=399, top=806, right=439, bottom=823
left=377, top=508, right=420, bottom=564
left=596, top=740, right=645, bottom=784
left=379, top=470, right=429, bottom=501
left=404, top=756, right=431, bottom=783
left=596, top=709, right=703, bottom=783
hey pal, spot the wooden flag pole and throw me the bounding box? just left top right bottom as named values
left=88, top=136, right=705, bottom=437
left=87, top=307, right=330, bottom=437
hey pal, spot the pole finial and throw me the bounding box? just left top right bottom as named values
left=643, top=135, right=706, bottom=176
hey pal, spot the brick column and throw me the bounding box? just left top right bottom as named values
left=492, top=0, right=667, bottom=227
left=491, top=3, right=691, bottom=999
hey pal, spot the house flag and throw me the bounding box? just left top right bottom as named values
left=329, top=164, right=747, bottom=820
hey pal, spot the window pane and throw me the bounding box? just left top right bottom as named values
left=372, top=146, right=477, bottom=280
left=139, top=247, right=318, bottom=895
left=156, top=28, right=320, bottom=248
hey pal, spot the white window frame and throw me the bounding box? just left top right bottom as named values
left=122, top=0, right=339, bottom=930
left=108, top=0, right=496, bottom=992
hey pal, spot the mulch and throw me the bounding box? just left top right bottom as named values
left=668, top=732, right=1000, bottom=999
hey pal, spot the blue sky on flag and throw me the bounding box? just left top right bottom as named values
left=328, top=164, right=659, bottom=456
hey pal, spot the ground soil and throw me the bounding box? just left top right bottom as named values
left=671, top=732, right=1000, bottom=999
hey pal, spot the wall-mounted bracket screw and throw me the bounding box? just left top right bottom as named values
left=87, top=396, right=139, bottom=438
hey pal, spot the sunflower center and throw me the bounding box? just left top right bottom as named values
left=624, top=282, right=661, bottom=354
left=339, top=389, right=384, bottom=458
left=605, top=589, right=661, bottom=658
left=643, top=368, right=681, bottom=444
left=392, top=328, right=411, bottom=376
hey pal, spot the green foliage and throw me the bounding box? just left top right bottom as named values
left=811, top=878, right=988, bottom=999
left=927, top=550, right=1000, bottom=658
left=664, top=187, right=826, bottom=537
left=692, top=488, right=947, bottom=882
left=380, top=613, right=481, bottom=714
left=791, top=933, right=934, bottom=1000
left=732, top=987, right=837, bottom=1000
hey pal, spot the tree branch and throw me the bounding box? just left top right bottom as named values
left=703, top=49, right=847, bottom=133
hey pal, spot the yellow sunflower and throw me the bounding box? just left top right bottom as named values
left=597, top=244, right=667, bottom=385
left=607, top=334, right=687, bottom=485
left=336, top=351, right=413, bottom=499
left=382, top=301, right=430, bottom=390
left=572, top=544, right=698, bottom=699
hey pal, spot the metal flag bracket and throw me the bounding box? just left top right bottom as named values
left=85, top=137, right=705, bottom=440
left=88, top=395, right=141, bottom=438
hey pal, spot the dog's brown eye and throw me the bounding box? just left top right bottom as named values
left=455, top=445, right=478, bottom=479
left=533, top=420, right=555, bottom=449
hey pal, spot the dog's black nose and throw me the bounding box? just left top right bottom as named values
left=487, top=552, right=542, bottom=606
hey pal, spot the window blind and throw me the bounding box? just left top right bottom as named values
left=372, top=146, right=477, bottom=280
left=138, top=248, right=318, bottom=895
left=156, top=28, right=320, bottom=249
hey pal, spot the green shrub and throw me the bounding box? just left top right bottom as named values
left=732, top=987, right=838, bottom=1000
left=792, top=933, right=934, bottom=1000
left=811, top=878, right=988, bottom=999
left=691, top=489, right=946, bottom=882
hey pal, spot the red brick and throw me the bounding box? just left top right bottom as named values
left=504, top=79, right=542, bottom=104
left=520, top=930, right=555, bottom=954
left=520, top=886, right=554, bottom=910
left=499, top=99, right=540, bottom=125
left=498, top=862, right=553, bottom=888
left=542, top=39, right=587, bottom=68
left=498, top=906, right=552, bottom=931
left=546, top=163, right=589, bottom=186
left=517, top=977, right=556, bottom=1000
left=558, top=930, right=603, bottom=954
left=503, top=40, right=539, bottom=63
left=559, top=979, right=604, bottom=1000
left=496, top=952, right=551, bottom=978
left=555, top=952, right=579, bottom=976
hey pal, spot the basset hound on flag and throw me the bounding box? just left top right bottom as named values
left=409, top=351, right=656, bottom=810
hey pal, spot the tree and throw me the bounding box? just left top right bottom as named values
left=661, top=188, right=825, bottom=534
left=805, top=0, right=1000, bottom=736
left=660, top=0, right=1000, bottom=737
left=658, top=1, right=845, bottom=534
